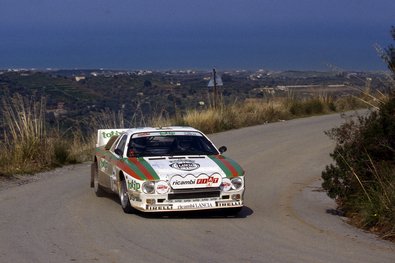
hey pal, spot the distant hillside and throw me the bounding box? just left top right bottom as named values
left=0, top=69, right=391, bottom=131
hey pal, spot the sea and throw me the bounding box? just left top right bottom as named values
left=0, top=25, right=390, bottom=71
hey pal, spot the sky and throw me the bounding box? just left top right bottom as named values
left=0, top=0, right=394, bottom=71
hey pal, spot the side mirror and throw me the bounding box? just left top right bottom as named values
left=218, top=146, right=227, bottom=154
left=114, top=148, right=123, bottom=156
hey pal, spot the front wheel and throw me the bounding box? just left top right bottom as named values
left=119, top=179, right=134, bottom=214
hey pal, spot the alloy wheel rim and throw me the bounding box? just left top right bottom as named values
left=120, top=182, right=128, bottom=207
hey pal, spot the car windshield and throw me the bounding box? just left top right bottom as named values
left=127, top=135, right=218, bottom=157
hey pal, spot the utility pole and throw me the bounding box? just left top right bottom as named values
left=208, top=68, right=223, bottom=109
left=213, top=68, right=217, bottom=109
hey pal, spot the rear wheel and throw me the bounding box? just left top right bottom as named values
left=119, top=179, right=134, bottom=214
left=93, top=162, right=105, bottom=197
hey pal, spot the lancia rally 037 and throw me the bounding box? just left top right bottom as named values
left=91, top=126, right=245, bottom=214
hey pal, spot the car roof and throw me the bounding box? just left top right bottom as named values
left=123, top=126, right=202, bottom=136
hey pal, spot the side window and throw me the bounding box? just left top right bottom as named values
left=115, top=135, right=128, bottom=156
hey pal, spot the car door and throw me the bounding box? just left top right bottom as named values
left=96, top=137, right=119, bottom=189
left=106, top=134, right=128, bottom=190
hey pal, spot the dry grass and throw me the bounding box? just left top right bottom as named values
left=1, top=94, right=49, bottom=174
left=0, top=90, right=378, bottom=176
left=182, top=96, right=335, bottom=134
left=0, top=94, right=83, bottom=175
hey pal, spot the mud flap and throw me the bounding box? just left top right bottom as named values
left=90, top=163, right=95, bottom=188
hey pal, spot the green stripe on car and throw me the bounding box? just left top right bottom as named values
left=125, top=159, right=148, bottom=180
left=137, top=157, right=160, bottom=180
left=208, top=155, right=233, bottom=178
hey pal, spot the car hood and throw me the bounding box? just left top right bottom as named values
left=125, top=155, right=244, bottom=189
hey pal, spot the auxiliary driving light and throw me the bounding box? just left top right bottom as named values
left=231, top=194, right=241, bottom=201
left=146, top=199, right=156, bottom=205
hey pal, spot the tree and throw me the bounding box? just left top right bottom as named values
left=143, top=80, right=152, bottom=88
left=383, top=26, right=395, bottom=75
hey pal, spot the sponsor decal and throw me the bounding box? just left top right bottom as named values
left=133, top=131, right=201, bottom=138
left=127, top=180, right=141, bottom=191
left=135, top=132, right=151, bottom=137
left=170, top=173, right=222, bottom=189
left=175, top=202, right=214, bottom=210
left=216, top=201, right=242, bottom=207
left=96, top=129, right=129, bottom=147
left=170, top=160, right=200, bottom=171
left=155, top=181, right=170, bottom=194
left=147, top=205, right=173, bottom=211
left=101, top=130, right=124, bottom=139
left=197, top=177, right=219, bottom=184
left=183, top=132, right=202, bottom=136
left=99, top=159, right=108, bottom=171
left=160, top=131, right=175, bottom=136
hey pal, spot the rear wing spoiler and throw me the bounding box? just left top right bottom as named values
left=96, top=129, right=130, bottom=147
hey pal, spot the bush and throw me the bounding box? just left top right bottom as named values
left=53, top=141, right=70, bottom=165
left=289, top=99, right=325, bottom=116
left=322, top=96, right=395, bottom=240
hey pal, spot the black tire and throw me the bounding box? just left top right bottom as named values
left=119, top=179, right=134, bottom=214
left=90, top=163, right=95, bottom=188
left=93, top=162, right=105, bottom=197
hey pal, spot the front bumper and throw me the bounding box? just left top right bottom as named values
left=129, top=187, right=244, bottom=212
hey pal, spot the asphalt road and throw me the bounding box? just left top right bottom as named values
left=0, top=112, right=394, bottom=263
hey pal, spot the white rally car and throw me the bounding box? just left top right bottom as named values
left=91, top=126, right=245, bottom=214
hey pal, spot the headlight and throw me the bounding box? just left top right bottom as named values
left=142, top=181, right=155, bottom=194
left=231, top=177, right=243, bottom=190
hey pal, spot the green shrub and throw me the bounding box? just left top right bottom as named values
left=53, top=142, right=70, bottom=165
left=322, top=96, right=395, bottom=239
left=335, top=96, right=365, bottom=111
left=305, top=99, right=324, bottom=114
left=289, top=99, right=325, bottom=116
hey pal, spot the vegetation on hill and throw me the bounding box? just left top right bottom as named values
left=0, top=88, right=371, bottom=176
